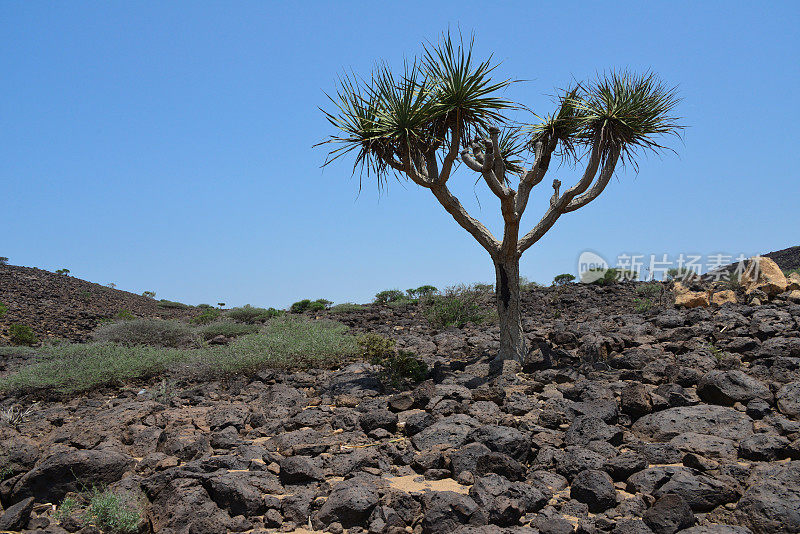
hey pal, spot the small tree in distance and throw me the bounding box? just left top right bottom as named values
left=320, top=32, right=682, bottom=363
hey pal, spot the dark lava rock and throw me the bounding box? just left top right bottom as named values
left=564, top=416, right=622, bottom=446
left=469, top=474, right=548, bottom=526
left=474, top=452, right=527, bottom=482
left=11, top=448, right=135, bottom=503
left=313, top=477, right=380, bottom=528
left=449, top=442, right=492, bottom=478
left=467, top=425, right=532, bottom=461
left=735, top=461, right=800, bottom=533
left=697, top=370, right=772, bottom=406
left=360, top=409, right=398, bottom=432
left=421, top=491, right=486, bottom=533
left=642, top=493, right=695, bottom=534
left=776, top=382, right=800, bottom=418
left=632, top=405, right=753, bottom=441
left=279, top=455, right=324, bottom=484
left=621, top=382, right=653, bottom=418
left=603, top=452, right=648, bottom=481
left=0, top=496, right=34, bottom=531
left=412, top=415, right=476, bottom=450
left=738, top=433, right=790, bottom=461
left=570, top=469, right=617, bottom=512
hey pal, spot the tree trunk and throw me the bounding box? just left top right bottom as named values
left=495, top=257, right=527, bottom=362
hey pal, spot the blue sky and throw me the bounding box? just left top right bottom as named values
left=2, top=1, right=798, bottom=307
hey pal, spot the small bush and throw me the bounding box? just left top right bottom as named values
left=422, top=285, right=490, bottom=328
left=78, top=290, right=92, bottom=303
left=472, top=283, right=494, bottom=293
left=584, top=267, right=637, bottom=285
left=56, top=488, right=143, bottom=534
left=636, top=283, right=662, bottom=298
left=0, top=302, right=6, bottom=318
left=142, top=291, right=156, bottom=299
left=93, top=319, right=198, bottom=348
left=9, top=324, right=37, bottom=346
left=107, top=283, right=117, bottom=289
left=115, top=310, right=135, bottom=321
left=157, top=299, right=191, bottom=310
left=388, top=297, right=417, bottom=308
left=197, top=303, right=214, bottom=309
left=192, top=307, right=221, bottom=325
left=227, top=305, right=270, bottom=323
left=199, top=320, right=259, bottom=340
left=357, top=335, right=426, bottom=388
left=374, top=289, right=405, bottom=304
left=634, top=298, right=654, bottom=313
left=406, top=285, right=438, bottom=299
left=357, top=333, right=396, bottom=361
left=553, top=273, right=576, bottom=286
left=290, top=299, right=331, bottom=313
left=56, top=268, right=70, bottom=275
left=665, top=267, right=698, bottom=281
left=519, top=277, right=541, bottom=291
left=0, top=257, right=8, bottom=266
left=329, top=302, right=365, bottom=313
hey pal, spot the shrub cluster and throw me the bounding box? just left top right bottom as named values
left=357, top=334, right=427, bottom=388
left=192, top=307, right=221, bottom=325
left=374, top=289, right=405, bottom=304
left=290, top=299, right=330, bottom=313
left=0, top=302, right=6, bottom=318
left=635, top=283, right=662, bottom=298
left=198, top=320, right=259, bottom=340
left=584, top=267, right=638, bottom=285
left=329, top=302, right=365, bottom=313
left=57, top=487, right=144, bottom=534
left=406, top=285, right=438, bottom=299
left=157, top=300, right=191, bottom=310
left=422, top=284, right=491, bottom=328
left=553, top=273, right=576, bottom=286
left=9, top=324, right=37, bottom=346
left=93, top=319, right=198, bottom=348
left=227, top=305, right=284, bottom=323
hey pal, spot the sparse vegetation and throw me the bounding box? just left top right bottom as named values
left=114, top=310, right=135, bottom=321
left=157, top=299, right=191, bottom=309
left=636, top=283, right=662, bottom=298
left=227, top=305, right=275, bottom=323
left=0, top=301, right=6, bottom=318
left=472, top=283, right=494, bottom=293
left=374, top=289, right=405, bottom=305
left=519, top=277, right=541, bottom=291
left=107, top=282, right=117, bottom=289
left=198, top=320, right=259, bottom=340
left=56, top=268, right=70, bottom=275
left=357, top=334, right=427, bottom=388
left=55, top=487, right=144, bottom=534
left=634, top=298, right=654, bottom=313
left=142, top=291, right=156, bottom=299
left=553, top=273, right=576, bottom=286
left=290, top=299, right=331, bottom=314
left=192, top=307, right=221, bottom=325
left=585, top=267, right=638, bottom=285
left=9, top=324, right=37, bottom=346
left=0, top=256, right=8, bottom=265
left=422, top=284, right=491, bottom=328
left=1, top=403, right=37, bottom=427
left=0, top=316, right=356, bottom=394
left=666, top=267, right=698, bottom=281
left=93, top=319, right=199, bottom=348
left=329, top=302, right=365, bottom=313
left=78, top=290, right=92, bottom=303
left=406, top=285, right=438, bottom=299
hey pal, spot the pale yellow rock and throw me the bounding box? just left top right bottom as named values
left=787, top=290, right=800, bottom=303
left=711, top=290, right=737, bottom=306
left=674, top=282, right=710, bottom=308
left=740, top=256, right=788, bottom=297
left=787, top=272, right=800, bottom=291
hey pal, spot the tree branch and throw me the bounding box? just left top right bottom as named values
left=430, top=183, right=501, bottom=256
left=436, top=122, right=462, bottom=185
left=514, top=137, right=558, bottom=216
left=564, top=146, right=620, bottom=212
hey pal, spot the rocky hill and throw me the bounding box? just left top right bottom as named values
left=765, top=245, right=800, bottom=272
left=0, top=264, right=197, bottom=343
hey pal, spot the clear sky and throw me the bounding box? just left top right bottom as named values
left=3, top=1, right=798, bottom=308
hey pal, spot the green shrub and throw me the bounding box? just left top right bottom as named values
left=472, top=283, right=494, bottom=293
left=374, top=289, right=405, bottom=304
left=388, top=297, right=417, bottom=308
left=192, top=307, right=221, bottom=325
left=406, top=285, right=438, bottom=299
left=422, top=285, right=490, bottom=328
left=553, top=273, right=576, bottom=286
left=634, top=298, right=654, bottom=313
left=0, top=302, right=6, bottom=318
left=199, top=320, right=259, bottom=340
left=665, top=267, right=698, bottom=281
left=0, top=257, right=8, bottom=266
left=357, top=333, right=396, bottom=361
left=115, top=310, right=135, bottom=321
left=227, top=305, right=283, bottom=323
left=585, top=267, right=638, bottom=285
left=519, top=277, right=541, bottom=291
left=9, top=324, right=37, bottom=346
left=93, top=319, right=198, bottom=348
left=157, top=299, right=191, bottom=310
left=330, top=302, right=365, bottom=313
left=78, top=290, right=92, bottom=303
left=55, top=488, right=143, bottom=534
left=56, top=268, right=70, bottom=275
left=636, top=283, right=662, bottom=298
left=357, top=335, right=426, bottom=388
left=290, top=299, right=330, bottom=313
left=142, top=291, right=156, bottom=299
left=197, top=303, right=214, bottom=309
left=783, top=268, right=799, bottom=277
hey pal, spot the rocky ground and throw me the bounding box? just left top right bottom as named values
left=1, top=253, right=800, bottom=534
left=0, top=265, right=198, bottom=343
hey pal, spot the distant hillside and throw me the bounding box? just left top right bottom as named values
left=0, top=264, right=197, bottom=343
left=765, top=245, right=800, bottom=271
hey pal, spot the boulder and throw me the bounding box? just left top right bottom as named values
left=0, top=497, right=34, bottom=531
left=632, top=405, right=753, bottom=441
left=643, top=493, right=695, bottom=534
left=412, top=415, right=477, bottom=451
left=279, top=455, right=324, bottom=484
left=735, top=461, right=800, bottom=533
left=469, top=474, right=549, bottom=525
left=777, top=381, right=800, bottom=418
left=570, top=469, right=617, bottom=512
left=697, top=370, right=773, bottom=406
left=711, top=290, right=738, bottom=306
left=420, top=491, right=486, bottom=533
left=787, top=272, right=800, bottom=291
left=564, top=416, right=622, bottom=446
left=741, top=256, right=788, bottom=297
left=313, top=477, right=380, bottom=528
left=738, top=433, right=790, bottom=461
left=467, top=425, right=532, bottom=461
left=674, top=282, right=709, bottom=309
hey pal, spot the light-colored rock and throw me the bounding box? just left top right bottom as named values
left=711, top=290, right=737, bottom=306
left=674, top=282, right=710, bottom=308
left=787, top=290, right=800, bottom=303
left=740, top=256, right=788, bottom=297
left=787, top=272, right=800, bottom=291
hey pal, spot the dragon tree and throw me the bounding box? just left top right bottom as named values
left=320, top=33, right=682, bottom=363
